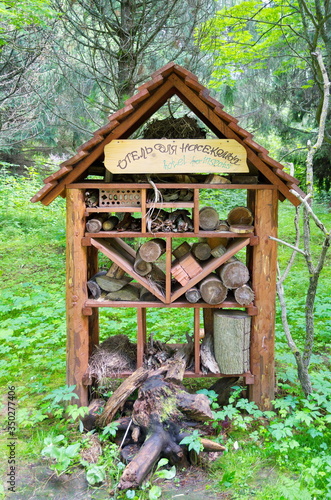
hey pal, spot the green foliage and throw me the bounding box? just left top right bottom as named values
left=198, top=0, right=302, bottom=88
left=41, top=435, right=81, bottom=475
left=179, top=430, right=204, bottom=454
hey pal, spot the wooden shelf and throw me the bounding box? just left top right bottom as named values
left=85, top=368, right=254, bottom=383
left=84, top=298, right=258, bottom=314
left=84, top=230, right=256, bottom=241
left=89, top=236, right=251, bottom=304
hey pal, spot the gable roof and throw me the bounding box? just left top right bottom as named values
left=31, top=62, right=303, bottom=206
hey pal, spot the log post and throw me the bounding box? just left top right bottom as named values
left=66, top=188, right=89, bottom=406
left=247, top=189, right=278, bottom=409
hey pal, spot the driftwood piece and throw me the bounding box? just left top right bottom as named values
left=164, top=338, right=194, bottom=384
left=95, top=275, right=132, bottom=292
left=178, top=432, right=225, bottom=451
left=87, top=280, right=102, bottom=299
left=139, top=238, right=166, bottom=262
left=106, top=285, right=140, bottom=301
left=208, top=377, right=239, bottom=407
left=185, top=286, right=201, bottom=303
left=214, top=311, right=251, bottom=374
left=234, top=284, right=255, bottom=305
left=82, top=399, right=106, bottom=431
left=199, top=206, right=219, bottom=230
left=227, top=206, right=253, bottom=226
left=199, top=274, right=228, bottom=305
left=200, top=333, right=220, bottom=374
left=219, top=260, right=250, bottom=289
left=96, top=367, right=149, bottom=427
left=191, top=242, right=211, bottom=261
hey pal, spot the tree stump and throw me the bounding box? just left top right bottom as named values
left=134, top=250, right=153, bottom=276
left=213, top=310, right=251, bottom=374
left=191, top=242, right=211, bottom=261
left=227, top=206, right=253, bottom=226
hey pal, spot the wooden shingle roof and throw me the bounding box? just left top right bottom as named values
left=31, top=62, right=302, bottom=206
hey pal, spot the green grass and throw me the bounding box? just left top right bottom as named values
left=1, top=168, right=331, bottom=499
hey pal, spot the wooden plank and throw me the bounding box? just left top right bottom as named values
left=168, top=74, right=301, bottom=206
left=124, top=88, right=150, bottom=107
left=66, top=189, right=89, bottom=406
left=248, top=189, right=278, bottom=409
left=30, top=181, right=57, bottom=203
left=104, top=139, right=249, bottom=174
left=171, top=238, right=250, bottom=302
left=273, top=168, right=300, bottom=185
left=43, top=165, right=73, bottom=184
left=151, top=61, right=176, bottom=78
left=137, top=74, right=164, bottom=92
left=184, top=76, right=206, bottom=93
left=78, top=134, right=104, bottom=153
left=165, top=238, right=172, bottom=303
left=41, top=78, right=176, bottom=205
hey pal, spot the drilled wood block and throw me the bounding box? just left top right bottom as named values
left=99, top=188, right=141, bottom=208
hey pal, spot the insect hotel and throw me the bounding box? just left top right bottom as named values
left=32, top=62, right=302, bottom=415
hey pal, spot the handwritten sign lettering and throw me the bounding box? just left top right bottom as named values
left=104, top=139, right=248, bottom=174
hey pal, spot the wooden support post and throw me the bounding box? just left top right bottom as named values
left=137, top=308, right=147, bottom=368
left=165, top=237, right=172, bottom=303
left=66, top=188, right=89, bottom=406
left=141, top=188, right=147, bottom=233
left=194, top=308, right=200, bottom=374
left=247, top=189, right=278, bottom=409
left=87, top=245, right=99, bottom=356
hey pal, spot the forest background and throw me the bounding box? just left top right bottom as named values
left=1, top=0, right=331, bottom=499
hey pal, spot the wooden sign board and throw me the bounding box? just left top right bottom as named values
left=104, top=139, right=249, bottom=174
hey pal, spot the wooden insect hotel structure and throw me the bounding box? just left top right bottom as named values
left=32, top=62, right=303, bottom=412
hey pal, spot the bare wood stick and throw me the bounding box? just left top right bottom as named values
left=269, top=235, right=306, bottom=255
